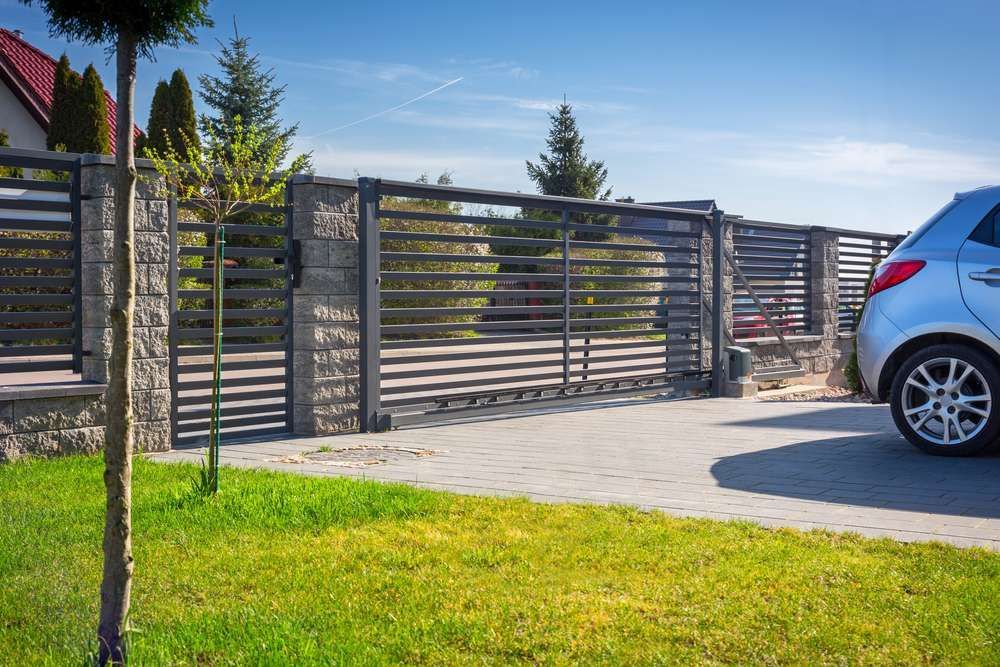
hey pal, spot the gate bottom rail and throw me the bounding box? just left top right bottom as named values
left=376, top=370, right=710, bottom=429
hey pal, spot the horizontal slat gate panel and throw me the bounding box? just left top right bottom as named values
left=363, top=177, right=708, bottom=428
left=0, top=151, right=80, bottom=372
left=170, top=191, right=292, bottom=448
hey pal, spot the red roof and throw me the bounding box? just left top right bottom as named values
left=0, top=28, right=141, bottom=154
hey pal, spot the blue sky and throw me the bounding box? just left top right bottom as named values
left=4, top=0, right=1000, bottom=233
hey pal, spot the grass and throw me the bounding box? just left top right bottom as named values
left=2, top=456, right=1000, bottom=665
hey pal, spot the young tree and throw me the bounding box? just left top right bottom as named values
left=146, top=116, right=293, bottom=491
left=78, top=64, right=112, bottom=154
left=22, top=2, right=212, bottom=664
left=198, top=24, right=310, bottom=168
left=526, top=102, right=614, bottom=241
left=47, top=53, right=78, bottom=151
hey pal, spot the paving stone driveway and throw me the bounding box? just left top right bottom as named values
left=152, top=397, right=1000, bottom=549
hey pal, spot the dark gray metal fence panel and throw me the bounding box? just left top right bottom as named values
left=835, top=230, right=906, bottom=332
left=730, top=218, right=812, bottom=340
left=710, top=210, right=724, bottom=396
left=0, top=148, right=81, bottom=376
left=169, top=193, right=294, bottom=448
left=359, top=178, right=709, bottom=430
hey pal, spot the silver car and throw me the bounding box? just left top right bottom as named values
left=857, top=186, right=1000, bottom=456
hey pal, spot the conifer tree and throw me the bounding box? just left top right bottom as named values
left=141, top=69, right=199, bottom=159
left=168, top=68, right=199, bottom=157
left=198, top=25, right=309, bottom=168
left=526, top=102, right=613, bottom=241
left=47, top=53, right=78, bottom=151
left=142, top=79, right=173, bottom=156
left=78, top=64, right=111, bottom=154
left=526, top=102, right=611, bottom=201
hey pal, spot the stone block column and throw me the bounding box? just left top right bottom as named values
left=79, top=156, right=171, bottom=452
left=809, top=228, right=840, bottom=339
left=699, top=214, right=733, bottom=371
left=290, top=175, right=361, bottom=435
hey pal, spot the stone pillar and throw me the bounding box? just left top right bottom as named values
left=79, top=156, right=171, bottom=452
left=699, top=215, right=733, bottom=371
left=809, top=228, right=840, bottom=339
left=290, top=175, right=361, bottom=435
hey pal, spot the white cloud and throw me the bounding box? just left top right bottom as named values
left=731, top=137, right=1000, bottom=188
left=300, top=144, right=526, bottom=188
left=445, top=58, right=540, bottom=80
left=262, top=56, right=446, bottom=84
left=389, top=110, right=541, bottom=135
left=457, top=94, right=630, bottom=114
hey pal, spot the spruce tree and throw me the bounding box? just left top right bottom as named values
left=526, top=102, right=613, bottom=241
left=527, top=103, right=611, bottom=200
left=47, top=53, right=78, bottom=151
left=78, top=64, right=111, bottom=154
left=198, top=27, right=309, bottom=168
left=142, top=79, right=173, bottom=156
left=168, top=68, right=199, bottom=157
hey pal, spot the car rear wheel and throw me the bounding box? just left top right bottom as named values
left=890, top=344, right=1000, bottom=456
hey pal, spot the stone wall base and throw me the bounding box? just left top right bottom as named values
left=0, top=391, right=105, bottom=462
left=741, top=334, right=855, bottom=389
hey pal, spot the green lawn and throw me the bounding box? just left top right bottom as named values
left=2, top=456, right=999, bottom=665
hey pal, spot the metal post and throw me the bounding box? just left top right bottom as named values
left=710, top=209, right=725, bottom=397
left=358, top=178, right=381, bottom=432
left=283, top=179, right=295, bottom=433
left=167, top=194, right=178, bottom=446
left=70, top=159, right=82, bottom=374
left=561, top=208, right=571, bottom=386
left=695, top=229, right=703, bottom=375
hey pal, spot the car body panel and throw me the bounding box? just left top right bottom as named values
left=857, top=187, right=1000, bottom=399
left=957, top=238, right=1000, bottom=339
left=856, top=297, right=907, bottom=395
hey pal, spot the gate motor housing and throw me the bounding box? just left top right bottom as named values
left=723, top=346, right=756, bottom=398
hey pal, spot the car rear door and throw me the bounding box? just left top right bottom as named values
left=958, top=208, right=1000, bottom=339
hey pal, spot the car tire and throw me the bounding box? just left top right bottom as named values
left=889, top=343, right=1000, bottom=457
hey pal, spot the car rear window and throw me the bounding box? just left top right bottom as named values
left=893, top=199, right=960, bottom=252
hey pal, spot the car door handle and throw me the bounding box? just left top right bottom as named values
left=969, top=270, right=1000, bottom=282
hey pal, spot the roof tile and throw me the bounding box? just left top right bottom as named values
left=0, top=28, right=141, bottom=154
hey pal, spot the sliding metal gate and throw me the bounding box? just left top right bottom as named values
left=169, top=195, right=294, bottom=447
left=358, top=178, right=710, bottom=431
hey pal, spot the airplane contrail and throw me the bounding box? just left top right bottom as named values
left=310, top=77, right=464, bottom=137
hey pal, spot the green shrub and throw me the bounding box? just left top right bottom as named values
left=380, top=198, right=498, bottom=339
left=844, top=261, right=879, bottom=393
left=554, top=235, right=670, bottom=332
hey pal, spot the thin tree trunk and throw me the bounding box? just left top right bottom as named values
left=97, top=33, right=138, bottom=666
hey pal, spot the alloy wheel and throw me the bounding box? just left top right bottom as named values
left=901, top=357, right=993, bottom=445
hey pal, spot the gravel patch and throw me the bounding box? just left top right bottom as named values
left=758, top=386, right=872, bottom=403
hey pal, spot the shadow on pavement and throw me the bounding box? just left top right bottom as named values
left=711, top=429, right=1000, bottom=519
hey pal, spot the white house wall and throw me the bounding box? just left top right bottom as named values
left=0, top=78, right=46, bottom=149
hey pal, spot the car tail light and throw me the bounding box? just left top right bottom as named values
left=868, top=260, right=926, bottom=297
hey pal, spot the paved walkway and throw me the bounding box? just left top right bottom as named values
left=151, top=397, right=1000, bottom=549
